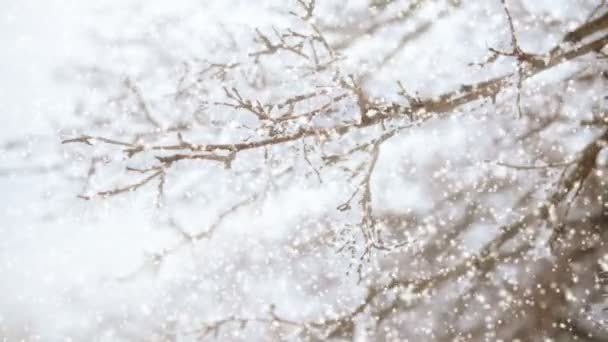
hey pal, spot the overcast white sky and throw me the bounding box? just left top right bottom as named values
left=1, top=0, right=93, bottom=138
left=0, top=2, right=162, bottom=339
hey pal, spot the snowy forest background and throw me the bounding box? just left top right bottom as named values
left=1, top=0, right=608, bottom=340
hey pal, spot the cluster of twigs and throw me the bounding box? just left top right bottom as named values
left=59, top=0, right=608, bottom=340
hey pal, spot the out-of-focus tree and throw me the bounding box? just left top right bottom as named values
left=48, top=0, right=608, bottom=340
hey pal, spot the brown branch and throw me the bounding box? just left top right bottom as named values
left=125, top=78, right=162, bottom=128
left=289, top=0, right=315, bottom=20
left=63, top=20, right=608, bottom=207
left=65, top=30, right=608, bottom=156
left=62, top=135, right=134, bottom=147
left=217, top=87, right=271, bottom=121
left=301, top=140, right=322, bottom=183
left=565, top=10, right=608, bottom=43
left=495, top=160, right=575, bottom=170
left=250, top=28, right=309, bottom=60
left=155, top=152, right=235, bottom=168
left=78, top=168, right=164, bottom=200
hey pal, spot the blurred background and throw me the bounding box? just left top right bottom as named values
left=1, top=1, right=607, bottom=341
